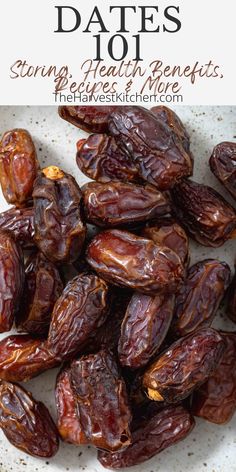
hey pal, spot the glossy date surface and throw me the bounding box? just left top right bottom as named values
left=59, top=106, right=119, bottom=133
left=86, top=229, right=184, bottom=295
left=210, top=142, right=236, bottom=200
left=151, top=105, right=191, bottom=154
left=0, top=206, right=35, bottom=248
left=143, top=328, right=225, bottom=403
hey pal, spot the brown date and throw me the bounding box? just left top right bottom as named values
left=98, top=404, right=195, bottom=468
left=143, top=328, right=225, bottom=403
left=0, top=129, right=39, bottom=206
left=82, top=181, right=170, bottom=227
left=118, top=292, right=175, bottom=369
left=86, top=229, right=184, bottom=295
left=210, top=142, right=236, bottom=200
left=109, top=106, right=193, bottom=190
left=0, top=380, right=59, bottom=457
left=142, top=218, right=189, bottom=266
left=171, top=178, right=236, bottom=246
left=151, top=105, right=191, bottom=154
left=191, top=332, right=236, bottom=424
left=58, top=106, right=119, bottom=133
left=55, top=367, right=87, bottom=445
left=33, top=166, right=86, bottom=263
left=0, top=206, right=35, bottom=248
left=76, top=134, right=140, bottom=183
left=227, top=265, right=236, bottom=323
left=70, top=349, right=132, bottom=452
left=171, top=259, right=231, bottom=337
left=0, top=231, right=24, bottom=332
left=0, top=335, right=59, bottom=382
left=47, top=273, right=109, bottom=359
left=16, top=252, right=64, bottom=337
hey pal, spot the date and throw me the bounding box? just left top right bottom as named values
left=0, top=231, right=24, bottom=332
left=210, top=142, right=236, bottom=200
left=171, top=259, right=231, bottom=337
left=171, top=178, right=236, bottom=246
left=0, top=380, right=59, bottom=457
left=118, top=292, right=175, bottom=369
left=0, top=206, right=35, bottom=248
left=191, top=332, right=236, bottom=424
left=58, top=106, right=119, bottom=133
left=33, top=166, right=86, bottom=263
left=151, top=105, right=191, bottom=154
left=227, top=265, right=236, bottom=323
left=82, top=181, right=170, bottom=227
left=86, top=229, right=184, bottom=295
left=0, top=129, right=39, bottom=206
left=76, top=134, right=140, bottom=183
left=98, top=405, right=195, bottom=468
left=55, top=367, right=87, bottom=445
left=109, top=106, right=193, bottom=190
left=47, top=274, right=109, bottom=359
left=16, top=252, right=64, bottom=337
left=143, top=328, right=225, bottom=403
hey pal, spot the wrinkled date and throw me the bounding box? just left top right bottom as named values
left=16, top=252, right=64, bottom=337
left=33, top=166, right=86, bottom=263
left=171, top=259, right=231, bottom=337
left=0, top=381, right=59, bottom=457
left=98, top=405, right=195, bottom=468
left=151, top=105, right=191, bottom=154
left=0, top=335, right=59, bottom=382
left=109, top=106, right=193, bottom=190
left=227, top=266, right=236, bottom=323
left=210, top=142, right=236, bottom=200
left=59, top=106, right=119, bottom=133
left=0, top=231, right=24, bottom=332
left=47, top=274, right=109, bottom=359
left=55, top=367, right=88, bottom=445
left=171, top=179, right=236, bottom=246
left=86, top=229, right=184, bottom=295
left=143, top=328, right=225, bottom=403
left=191, top=332, right=236, bottom=424
left=0, top=206, right=35, bottom=248
left=0, top=129, right=39, bottom=206
left=76, top=134, right=140, bottom=183
left=118, top=292, right=175, bottom=369
left=70, top=350, right=132, bottom=452
left=142, top=218, right=189, bottom=266
left=82, top=181, right=170, bottom=227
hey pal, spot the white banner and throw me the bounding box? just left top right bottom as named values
left=0, top=0, right=235, bottom=105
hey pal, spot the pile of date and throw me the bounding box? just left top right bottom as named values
left=0, top=105, right=235, bottom=467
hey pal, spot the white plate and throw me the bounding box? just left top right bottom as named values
left=0, top=106, right=235, bottom=472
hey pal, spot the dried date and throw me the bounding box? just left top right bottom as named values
left=0, top=129, right=39, bottom=206
left=0, top=206, right=35, bottom=248
left=82, top=181, right=170, bottom=227
left=151, top=105, right=191, bottom=154
left=86, top=229, right=184, bottom=295
left=0, top=381, right=59, bottom=457
left=59, top=106, right=119, bottom=133
left=171, top=178, right=236, bottom=246
left=70, top=349, right=132, bottom=452
left=210, top=142, right=236, bottom=200
left=143, top=328, right=225, bottom=403
left=33, top=166, right=86, bottom=263
left=227, top=265, right=236, bottom=323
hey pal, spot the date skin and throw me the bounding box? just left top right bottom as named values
left=191, top=332, right=236, bottom=424
left=55, top=367, right=87, bottom=445
left=118, top=292, right=175, bottom=369
left=86, top=229, right=184, bottom=295
left=70, top=350, right=132, bottom=452
left=0, top=206, right=35, bottom=248
left=151, top=106, right=191, bottom=154
left=171, top=259, right=231, bottom=338
left=76, top=134, right=140, bottom=183
left=210, top=142, right=236, bottom=200
left=16, top=252, right=63, bottom=337
left=109, top=106, right=193, bottom=191
left=143, top=328, right=225, bottom=403
left=0, top=381, right=59, bottom=457
left=142, top=218, right=189, bottom=266
left=82, top=181, right=170, bottom=227
left=58, top=106, right=119, bottom=133
left=227, top=266, right=236, bottom=323
left=0, top=335, right=59, bottom=382
left=33, top=166, right=86, bottom=263
left=0, top=231, right=24, bottom=332
left=172, top=179, right=236, bottom=246
left=98, top=405, right=195, bottom=469
left=47, top=274, right=109, bottom=359
left=0, top=129, right=39, bottom=206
